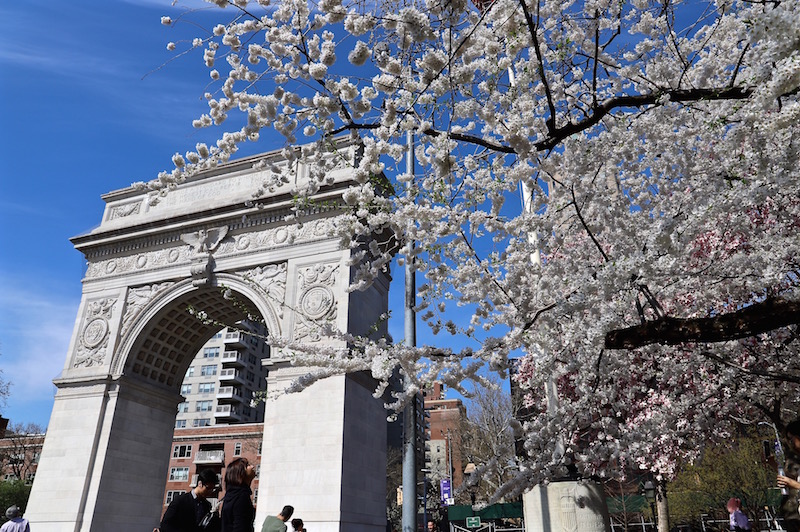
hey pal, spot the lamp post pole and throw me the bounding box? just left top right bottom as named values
left=643, top=480, right=657, bottom=532
left=402, top=130, right=418, bottom=532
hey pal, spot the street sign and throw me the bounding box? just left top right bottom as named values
left=466, top=516, right=481, bottom=528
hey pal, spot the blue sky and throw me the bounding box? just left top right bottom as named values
left=0, top=0, right=486, bottom=428
left=0, top=0, right=281, bottom=427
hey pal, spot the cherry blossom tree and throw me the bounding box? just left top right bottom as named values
left=157, top=0, right=800, bottom=492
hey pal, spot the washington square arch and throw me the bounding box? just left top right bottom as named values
left=25, top=138, right=391, bottom=532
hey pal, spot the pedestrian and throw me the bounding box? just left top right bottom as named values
left=777, top=419, right=800, bottom=532
left=160, top=468, right=220, bottom=532
left=289, top=518, right=304, bottom=532
left=726, top=498, right=751, bottom=531
left=1, top=506, right=29, bottom=532
left=220, top=457, right=256, bottom=532
left=261, top=505, right=294, bottom=532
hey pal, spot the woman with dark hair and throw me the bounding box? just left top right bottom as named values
left=221, top=457, right=256, bottom=532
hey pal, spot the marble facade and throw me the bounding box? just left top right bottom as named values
left=25, top=140, right=390, bottom=532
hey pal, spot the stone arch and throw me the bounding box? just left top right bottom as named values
left=25, top=141, right=390, bottom=532
left=111, top=275, right=283, bottom=385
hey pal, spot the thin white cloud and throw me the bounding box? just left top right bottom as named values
left=0, top=279, right=79, bottom=415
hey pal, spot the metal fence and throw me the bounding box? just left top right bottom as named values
left=609, top=510, right=787, bottom=532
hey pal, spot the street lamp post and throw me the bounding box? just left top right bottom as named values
left=642, top=480, right=657, bottom=531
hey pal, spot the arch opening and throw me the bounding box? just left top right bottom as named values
left=123, top=286, right=266, bottom=392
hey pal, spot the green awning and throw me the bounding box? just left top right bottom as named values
left=447, top=502, right=524, bottom=521
left=605, top=495, right=649, bottom=514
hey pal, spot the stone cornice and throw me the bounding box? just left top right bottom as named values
left=73, top=191, right=346, bottom=260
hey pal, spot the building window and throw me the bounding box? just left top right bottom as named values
left=169, top=467, right=190, bottom=481
left=212, top=331, right=223, bottom=339
left=172, top=444, right=192, bottom=459
left=186, top=367, right=195, bottom=377
left=246, top=371, right=255, bottom=382
left=165, top=490, right=186, bottom=505
left=178, top=402, right=190, bottom=413
left=181, top=384, right=192, bottom=395
left=234, top=442, right=242, bottom=456
left=258, top=441, right=262, bottom=455
left=255, top=465, right=260, bottom=478
left=193, top=418, right=211, bottom=427
left=203, top=347, right=220, bottom=358
left=198, top=382, right=215, bottom=394
left=201, top=365, right=217, bottom=376
left=248, top=354, right=257, bottom=365
left=253, top=488, right=258, bottom=504
left=197, top=400, right=213, bottom=412
left=175, top=419, right=187, bottom=429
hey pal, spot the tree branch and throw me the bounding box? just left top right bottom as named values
left=605, top=297, right=800, bottom=349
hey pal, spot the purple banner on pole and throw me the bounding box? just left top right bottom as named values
left=440, top=479, right=452, bottom=505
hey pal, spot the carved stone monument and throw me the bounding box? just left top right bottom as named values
left=522, top=480, right=611, bottom=532
left=26, top=139, right=390, bottom=532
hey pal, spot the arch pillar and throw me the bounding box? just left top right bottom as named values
left=27, top=375, right=183, bottom=531
left=256, top=364, right=387, bottom=532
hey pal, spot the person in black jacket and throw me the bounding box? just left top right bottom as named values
left=161, top=468, right=220, bottom=532
left=221, top=457, right=257, bottom=532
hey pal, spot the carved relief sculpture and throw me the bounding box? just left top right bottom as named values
left=119, top=282, right=176, bottom=339
left=241, top=263, right=288, bottom=318
left=180, top=225, right=229, bottom=287
left=293, top=263, right=339, bottom=342
left=73, top=297, right=117, bottom=368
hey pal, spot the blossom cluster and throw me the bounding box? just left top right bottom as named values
left=158, top=0, right=800, bottom=492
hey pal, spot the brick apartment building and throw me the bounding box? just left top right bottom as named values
left=424, top=382, right=467, bottom=490
left=162, top=423, right=264, bottom=509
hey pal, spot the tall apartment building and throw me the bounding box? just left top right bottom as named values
left=175, top=322, right=270, bottom=429
left=161, top=322, right=270, bottom=513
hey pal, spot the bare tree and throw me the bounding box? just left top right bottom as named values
left=459, top=381, right=518, bottom=504
left=0, top=423, right=45, bottom=483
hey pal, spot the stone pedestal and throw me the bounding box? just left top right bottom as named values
left=522, top=480, right=611, bottom=532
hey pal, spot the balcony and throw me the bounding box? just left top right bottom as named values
left=191, top=473, right=223, bottom=489
left=219, top=368, right=245, bottom=385
left=217, top=386, right=246, bottom=403
left=221, top=350, right=246, bottom=367
left=223, top=331, right=246, bottom=348
left=215, top=404, right=243, bottom=422
left=194, top=450, right=225, bottom=465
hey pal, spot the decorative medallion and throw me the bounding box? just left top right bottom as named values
left=73, top=297, right=117, bottom=368
left=136, top=255, right=148, bottom=268
left=300, top=286, right=334, bottom=319
left=82, top=318, right=109, bottom=348
left=274, top=227, right=288, bottom=244
left=293, top=263, right=339, bottom=342
left=236, top=235, right=251, bottom=250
